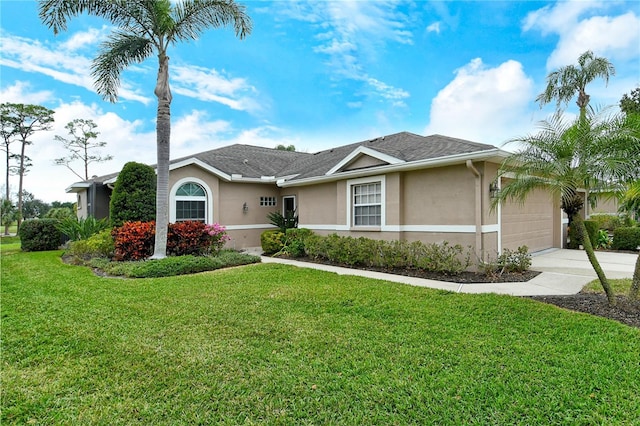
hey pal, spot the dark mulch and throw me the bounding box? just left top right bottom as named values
left=529, top=293, right=640, bottom=328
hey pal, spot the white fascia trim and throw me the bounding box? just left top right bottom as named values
left=282, top=148, right=508, bottom=187
left=103, top=176, right=118, bottom=185
left=562, top=218, right=569, bottom=224
left=325, top=146, right=405, bottom=176
left=224, top=224, right=277, bottom=230
left=170, top=158, right=232, bottom=181
left=65, top=182, right=92, bottom=193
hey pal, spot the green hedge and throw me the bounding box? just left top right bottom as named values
left=612, top=227, right=640, bottom=251
left=583, top=220, right=599, bottom=248
left=19, top=219, right=62, bottom=251
left=261, top=230, right=285, bottom=255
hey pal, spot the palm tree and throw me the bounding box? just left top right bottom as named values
left=620, top=179, right=640, bottom=300
left=495, top=108, right=640, bottom=306
left=38, top=0, right=252, bottom=258
left=536, top=50, right=615, bottom=123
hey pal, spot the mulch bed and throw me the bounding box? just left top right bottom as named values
left=291, top=256, right=540, bottom=283
left=528, top=293, right=640, bottom=328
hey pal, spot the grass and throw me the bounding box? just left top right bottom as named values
left=583, top=278, right=633, bottom=295
left=2, top=246, right=640, bottom=424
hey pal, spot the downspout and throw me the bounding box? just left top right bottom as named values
left=466, top=160, right=483, bottom=261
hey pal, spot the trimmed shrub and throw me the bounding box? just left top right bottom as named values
left=282, top=228, right=314, bottom=257
left=567, top=223, right=581, bottom=249
left=588, top=214, right=635, bottom=232
left=612, top=227, right=640, bottom=251
left=261, top=230, right=285, bottom=255
left=304, top=233, right=473, bottom=274
left=167, top=221, right=212, bottom=256
left=19, top=219, right=62, bottom=251
left=112, top=221, right=155, bottom=261
left=109, top=162, right=156, bottom=226
left=65, top=229, right=115, bottom=262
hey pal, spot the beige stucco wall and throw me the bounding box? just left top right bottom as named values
left=76, top=191, right=88, bottom=219
left=297, top=181, right=340, bottom=225
left=402, top=165, right=476, bottom=225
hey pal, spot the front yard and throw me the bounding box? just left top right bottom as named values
left=2, top=244, right=639, bottom=424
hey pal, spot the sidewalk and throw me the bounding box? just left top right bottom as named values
left=244, top=248, right=637, bottom=297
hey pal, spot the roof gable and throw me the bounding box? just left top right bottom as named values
left=325, top=146, right=405, bottom=176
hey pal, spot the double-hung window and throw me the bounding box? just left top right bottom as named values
left=352, top=181, right=382, bottom=226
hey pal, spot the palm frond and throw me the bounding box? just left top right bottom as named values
left=91, top=32, right=153, bottom=102
left=172, top=0, right=252, bottom=42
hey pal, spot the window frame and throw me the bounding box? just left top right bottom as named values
left=346, top=175, right=385, bottom=229
left=169, top=178, right=213, bottom=223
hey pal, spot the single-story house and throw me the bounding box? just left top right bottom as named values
left=68, top=131, right=600, bottom=258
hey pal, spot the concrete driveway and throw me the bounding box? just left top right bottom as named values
left=531, top=249, right=637, bottom=279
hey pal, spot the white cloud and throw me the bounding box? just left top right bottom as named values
left=427, top=22, right=441, bottom=34
left=59, top=26, right=108, bottom=52
left=0, top=81, right=54, bottom=105
left=523, top=2, right=640, bottom=70
left=171, top=65, right=261, bottom=113
left=424, top=58, right=536, bottom=145
left=279, top=1, right=413, bottom=106
left=171, top=110, right=231, bottom=154
left=0, top=32, right=153, bottom=105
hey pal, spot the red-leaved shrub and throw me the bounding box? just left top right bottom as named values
left=167, top=221, right=211, bottom=256
left=112, top=221, right=155, bottom=261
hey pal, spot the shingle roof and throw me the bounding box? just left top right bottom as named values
left=284, top=132, right=498, bottom=180
left=82, top=131, right=497, bottom=185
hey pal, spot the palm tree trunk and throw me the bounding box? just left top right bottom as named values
left=151, top=53, right=172, bottom=260
left=629, top=253, right=639, bottom=300
left=573, top=214, right=616, bottom=306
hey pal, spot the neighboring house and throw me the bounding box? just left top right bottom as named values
left=68, top=131, right=577, bottom=258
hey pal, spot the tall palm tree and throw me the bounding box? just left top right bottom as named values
left=620, top=179, right=640, bottom=300
left=536, top=50, right=615, bottom=123
left=495, top=108, right=640, bottom=306
left=38, top=0, right=252, bottom=258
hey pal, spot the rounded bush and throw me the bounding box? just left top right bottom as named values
left=19, top=219, right=62, bottom=251
left=261, top=230, right=285, bottom=255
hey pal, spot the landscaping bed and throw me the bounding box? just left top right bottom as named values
left=291, top=255, right=541, bottom=283
left=529, top=293, right=640, bottom=328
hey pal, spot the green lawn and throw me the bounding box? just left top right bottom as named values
left=2, top=245, right=639, bottom=424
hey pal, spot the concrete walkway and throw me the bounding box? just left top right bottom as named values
left=244, top=248, right=637, bottom=297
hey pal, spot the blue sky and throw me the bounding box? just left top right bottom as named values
left=1, top=0, right=639, bottom=202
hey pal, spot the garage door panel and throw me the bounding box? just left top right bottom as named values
left=501, top=188, right=554, bottom=252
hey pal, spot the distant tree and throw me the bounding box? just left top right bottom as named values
left=1, top=103, right=19, bottom=202
left=0, top=103, right=54, bottom=228
left=54, top=119, right=113, bottom=180
left=20, top=191, right=50, bottom=219
left=275, top=144, right=296, bottom=151
left=1, top=198, right=18, bottom=235
left=45, top=207, right=75, bottom=220
left=51, top=200, right=76, bottom=210
left=620, top=87, right=640, bottom=116
left=110, top=162, right=157, bottom=226
left=536, top=50, right=615, bottom=123
left=40, top=0, right=252, bottom=259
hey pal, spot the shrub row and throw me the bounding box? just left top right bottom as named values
left=18, top=219, right=62, bottom=251
left=305, top=234, right=472, bottom=274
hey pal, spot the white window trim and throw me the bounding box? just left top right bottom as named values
left=346, top=175, right=385, bottom=229
left=282, top=195, right=296, bottom=215
left=170, top=177, right=213, bottom=223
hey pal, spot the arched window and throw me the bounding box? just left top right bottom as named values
left=175, top=182, right=207, bottom=222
